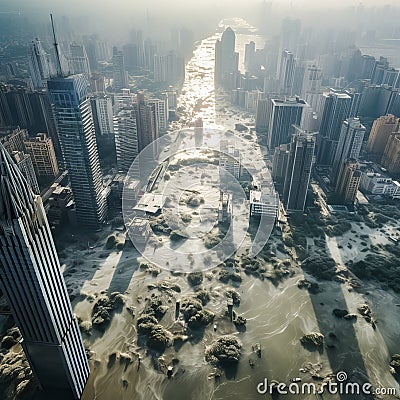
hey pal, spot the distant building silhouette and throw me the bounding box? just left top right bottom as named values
left=27, top=38, right=51, bottom=90
left=153, top=51, right=185, bottom=85
left=215, top=27, right=239, bottom=88
left=112, top=47, right=128, bottom=92
left=69, top=42, right=91, bottom=76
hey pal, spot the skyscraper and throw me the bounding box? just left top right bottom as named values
left=317, top=90, right=352, bottom=165
left=215, top=27, right=239, bottom=87
left=89, top=73, right=106, bottom=94
left=90, top=94, right=114, bottom=141
left=278, top=50, right=296, bottom=95
left=302, top=64, right=322, bottom=97
left=48, top=74, right=107, bottom=230
left=0, top=126, right=27, bottom=154
left=134, top=92, right=159, bottom=153
left=114, top=107, right=139, bottom=173
left=335, top=160, right=361, bottom=205
left=257, top=97, right=307, bottom=150
left=272, top=143, right=290, bottom=184
left=69, top=42, right=91, bottom=76
left=283, top=128, right=316, bottom=212
left=331, top=118, right=365, bottom=185
left=367, top=114, right=399, bottom=160
left=244, top=41, right=256, bottom=72
left=0, top=128, right=40, bottom=193
left=280, top=18, right=301, bottom=54
left=0, top=85, right=62, bottom=162
left=371, top=57, right=389, bottom=85
left=292, top=61, right=305, bottom=97
left=27, top=38, right=51, bottom=90
left=360, top=54, right=376, bottom=80
left=10, top=150, right=40, bottom=194
left=147, top=96, right=169, bottom=132
left=0, top=144, right=89, bottom=398
left=153, top=51, right=185, bottom=85
left=255, top=98, right=270, bottom=133
left=382, top=131, right=400, bottom=174
left=112, top=47, right=128, bottom=92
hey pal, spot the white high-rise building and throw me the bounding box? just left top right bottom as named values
left=278, top=50, right=296, bottom=95
left=148, top=95, right=169, bottom=132
left=302, top=64, right=322, bottom=97
left=114, top=108, right=139, bottom=173
left=114, top=88, right=135, bottom=113
left=91, top=95, right=114, bottom=139
left=69, top=42, right=91, bottom=76
left=27, top=38, right=51, bottom=90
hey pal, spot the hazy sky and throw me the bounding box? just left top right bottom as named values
left=1, top=0, right=400, bottom=44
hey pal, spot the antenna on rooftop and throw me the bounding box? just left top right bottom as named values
left=50, top=14, right=63, bottom=77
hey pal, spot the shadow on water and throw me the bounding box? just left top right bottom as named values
left=305, top=280, right=374, bottom=400
left=107, top=241, right=140, bottom=295
left=223, top=363, right=240, bottom=381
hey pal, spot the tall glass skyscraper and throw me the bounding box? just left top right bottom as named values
left=27, top=38, right=51, bottom=90
left=47, top=74, right=107, bottom=230
left=317, top=90, right=352, bottom=165
left=0, top=143, right=89, bottom=398
left=283, top=127, right=316, bottom=212
left=331, top=118, right=366, bottom=185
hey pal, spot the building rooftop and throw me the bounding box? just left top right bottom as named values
left=271, top=97, right=307, bottom=106
left=134, top=193, right=164, bottom=214
left=0, top=143, right=35, bottom=223
left=250, top=189, right=278, bottom=206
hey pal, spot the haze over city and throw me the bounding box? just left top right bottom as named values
left=0, top=1, right=399, bottom=400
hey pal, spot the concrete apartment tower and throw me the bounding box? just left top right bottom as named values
left=367, top=114, right=399, bottom=160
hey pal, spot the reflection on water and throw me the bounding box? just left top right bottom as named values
left=177, top=17, right=265, bottom=128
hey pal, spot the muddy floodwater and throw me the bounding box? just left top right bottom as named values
left=78, top=18, right=400, bottom=400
